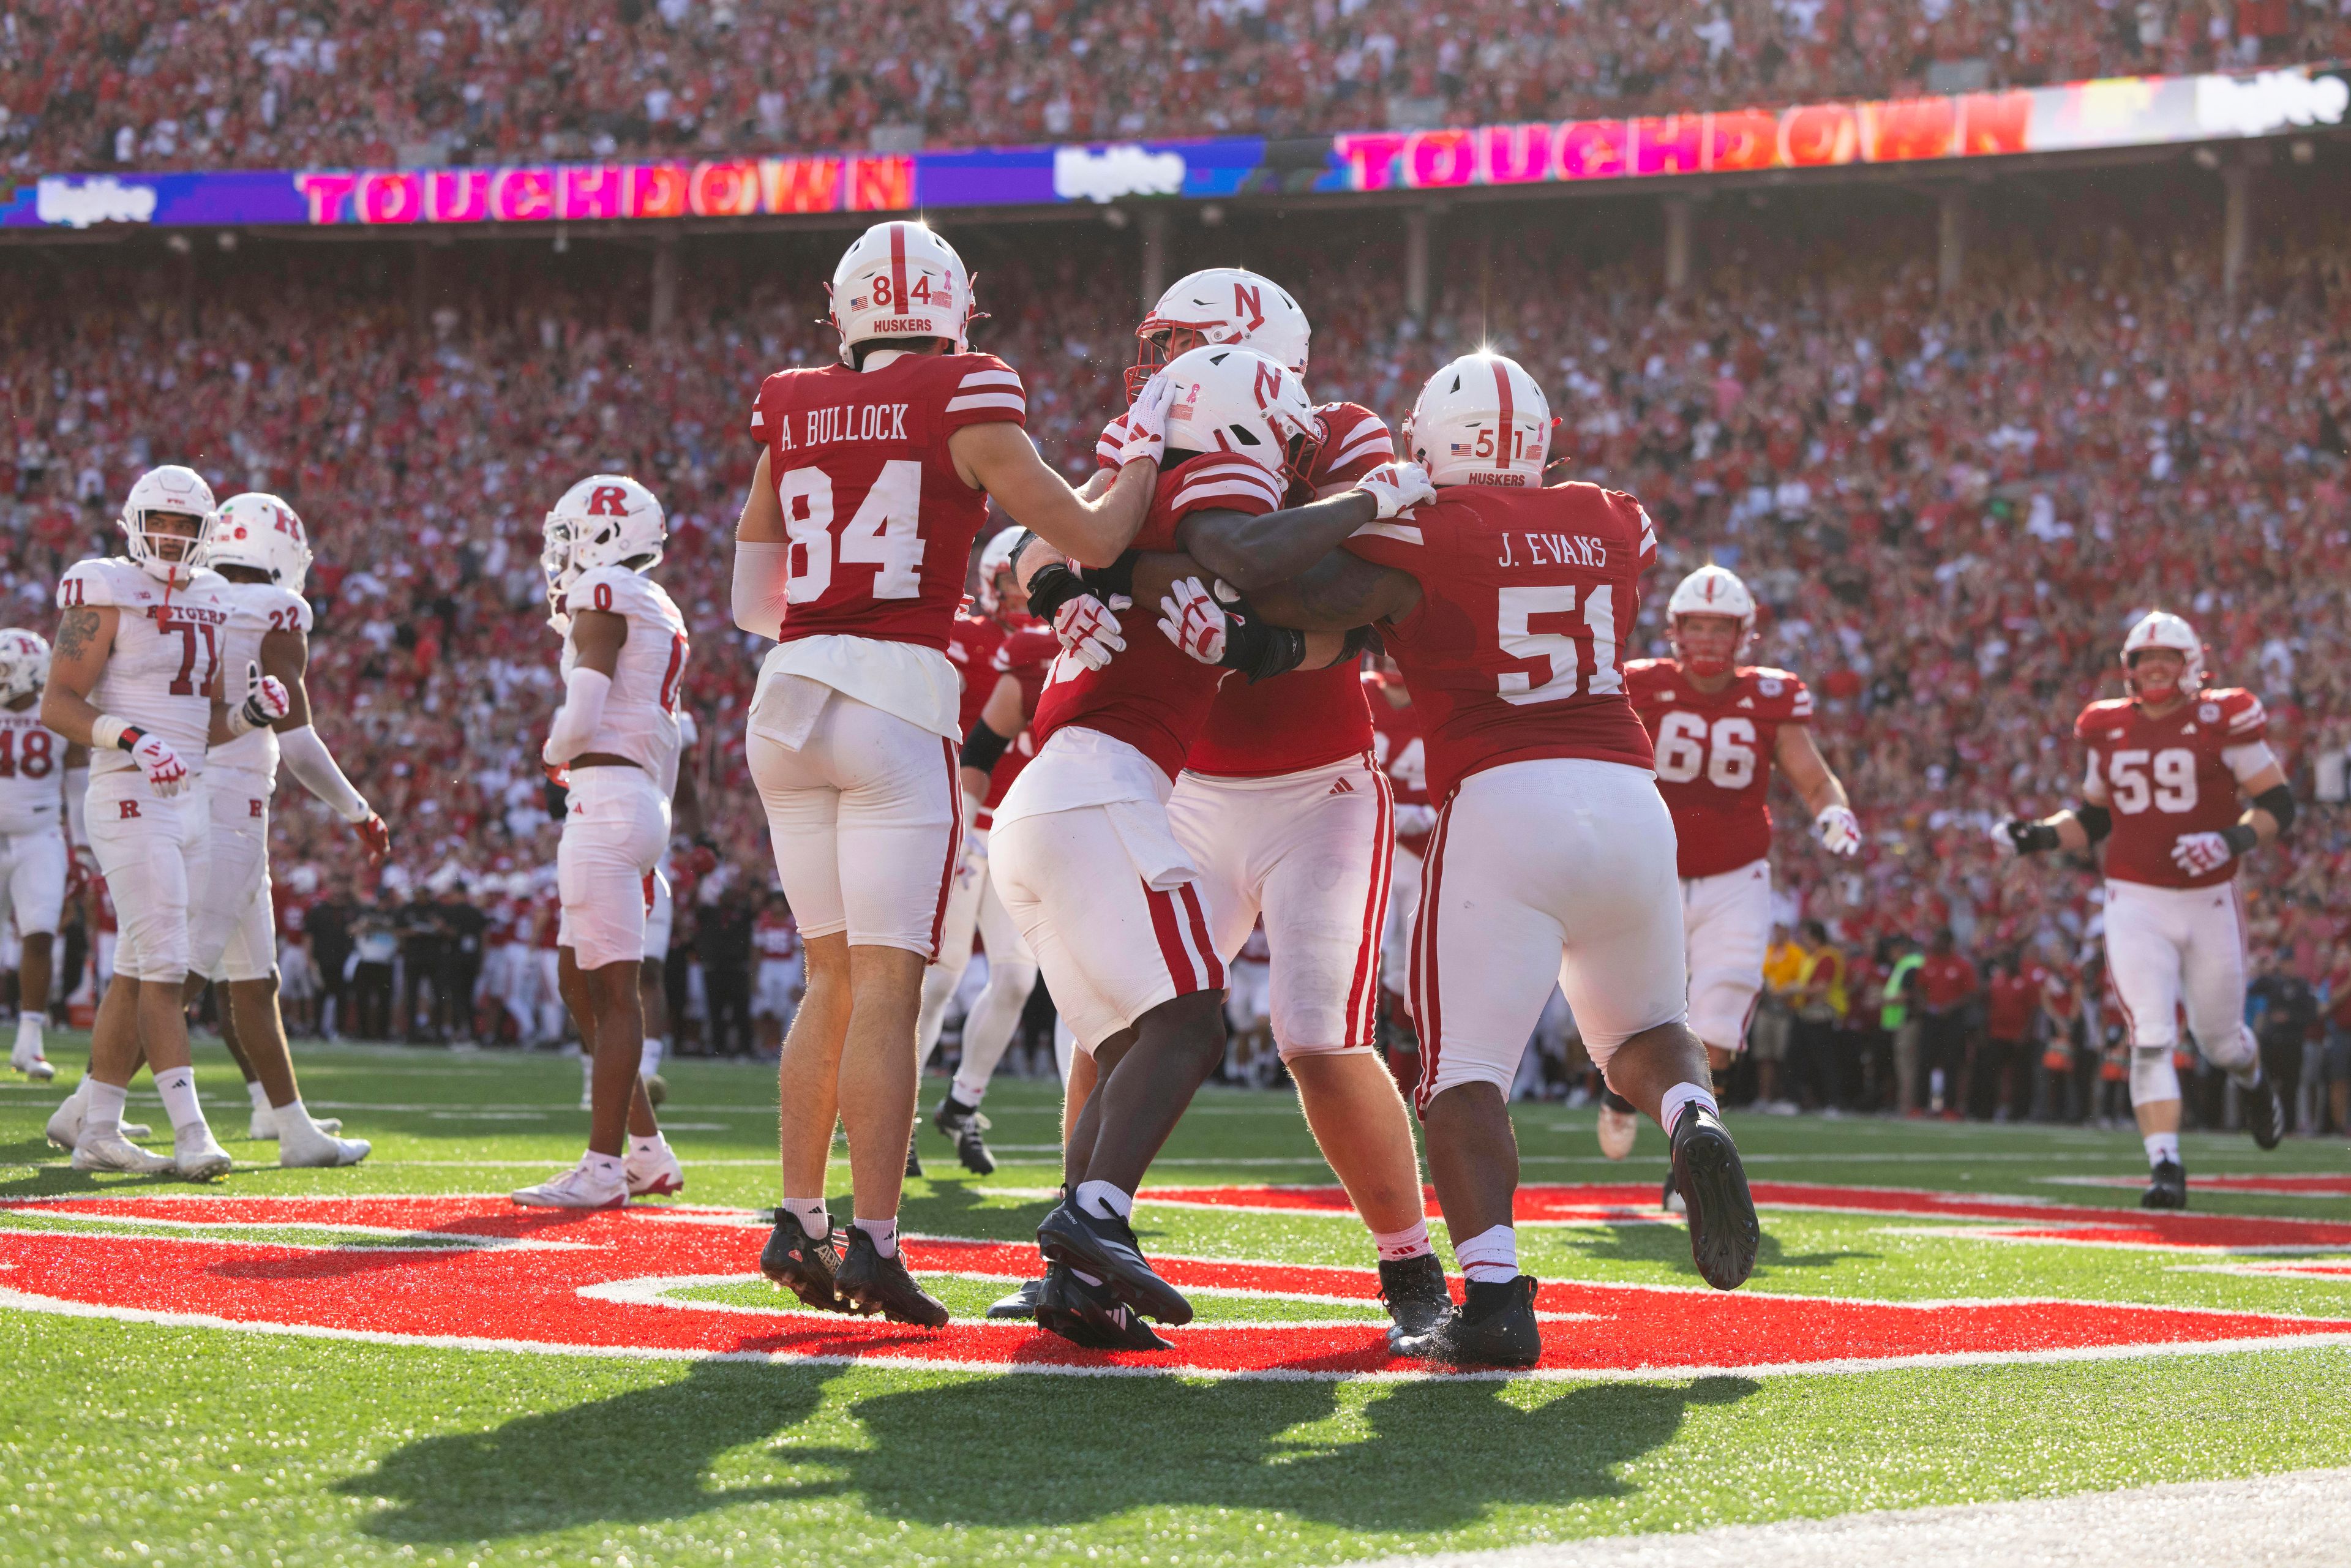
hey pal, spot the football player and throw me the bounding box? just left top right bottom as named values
left=1094, top=270, right=1447, bottom=1334
left=1209, top=354, right=1763, bottom=1365
left=1992, top=610, right=2292, bottom=1208
left=732, top=219, right=1166, bottom=1326
left=40, top=465, right=278, bottom=1177
left=181, top=492, right=380, bottom=1167
left=0, top=630, right=87, bottom=1082
left=921, top=527, right=1058, bottom=1176
left=995, top=343, right=1428, bottom=1348
left=1614, top=565, right=1859, bottom=1174
left=750, top=891, right=804, bottom=1049
left=511, top=475, right=689, bottom=1210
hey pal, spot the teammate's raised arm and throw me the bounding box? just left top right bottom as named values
left=948, top=405, right=1162, bottom=569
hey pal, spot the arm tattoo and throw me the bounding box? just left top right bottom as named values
left=53, top=607, right=99, bottom=665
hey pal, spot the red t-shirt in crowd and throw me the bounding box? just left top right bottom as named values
left=1916, top=952, right=1980, bottom=1013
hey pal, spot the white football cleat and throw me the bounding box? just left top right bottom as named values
left=248, top=1106, right=343, bottom=1141
left=1597, top=1102, right=1638, bottom=1161
left=624, top=1141, right=684, bottom=1198
left=71, top=1131, right=175, bottom=1174
left=278, top=1123, right=372, bottom=1168
left=45, top=1089, right=146, bottom=1150
left=512, top=1159, right=627, bottom=1209
left=12, top=1036, right=55, bottom=1081
left=173, top=1124, right=233, bottom=1180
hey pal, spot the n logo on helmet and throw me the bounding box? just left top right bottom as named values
left=1252, top=362, right=1284, bottom=411
left=1232, top=283, right=1266, bottom=332
left=587, top=486, right=631, bottom=517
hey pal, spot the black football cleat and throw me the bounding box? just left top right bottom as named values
left=932, top=1095, right=998, bottom=1176
left=1671, top=1106, right=1759, bottom=1291
left=1034, top=1263, right=1173, bottom=1351
left=1395, top=1275, right=1541, bottom=1368
left=2142, top=1158, right=2189, bottom=1210
left=1037, top=1198, right=1193, bottom=1324
left=1378, top=1253, right=1453, bottom=1345
left=986, top=1275, right=1047, bottom=1320
left=2244, top=1078, right=2286, bottom=1152
left=904, top=1131, right=923, bottom=1179
left=835, top=1228, right=950, bottom=1327
left=760, top=1211, right=850, bottom=1313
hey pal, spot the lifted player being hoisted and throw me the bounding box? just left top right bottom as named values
left=1992, top=610, right=2292, bottom=1210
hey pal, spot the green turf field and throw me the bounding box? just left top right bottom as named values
left=1, top=1037, right=2345, bottom=1567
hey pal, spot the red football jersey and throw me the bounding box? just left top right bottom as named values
left=2076, top=688, right=2268, bottom=889
left=746, top=351, right=1026, bottom=653
left=1031, top=454, right=1284, bottom=781
left=1185, top=403, right=1395, bottom=778
left=1624, top=658, right=1813, bottom=879
left=983, top=623, right=1061, bottom=809
left=945, top=609, right=1008, bottom=736
left=1340, top=482, right=1657, bottom=802
left=1365, top=672, right=1433, bottom=854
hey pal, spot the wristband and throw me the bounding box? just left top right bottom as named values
left=1078, top=552, right=1138, bottom=603
left=2220, top=822, right=2260, bottom=857
left=2017, top=822, right=2061, bottom=854
left=1025, top=561, right=1087, bottom=623
left=91, top=715, right=132, bottom=752
left=960, top=719, right=1012, bottom=775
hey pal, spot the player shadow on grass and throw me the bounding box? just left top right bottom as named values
left=1558, top=1223, right=1867, bottom=1278
left=339, top=1360, right=1755, bottom=1543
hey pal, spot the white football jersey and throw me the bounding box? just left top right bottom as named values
left=206, top=579, right=313, bottom=779
left=0, top=704, right=71, bottom=836
left=59, top=558, right=238, bottom=779
left=558, top=566, right=689, bottom=797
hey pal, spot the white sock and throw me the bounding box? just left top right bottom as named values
left=628, top=1132, right=668, bottom=1157
left=583, top=1150, right=624, bottom=1181
left=84, top=1079, right=127, bottom=1139
left=640, top=1037, right=667, bottom=1078
left=152, top=1065, right=203, bottom=1133
left=2144, top=1131, right=2181, bottom=1168
left=853, top=1216, right=898, bottom=1258
left=246, top=1081, right=272, bottom=1111
left=1074, top=1180, right=1133, bottom=1221
left=1371, top=1219, right=1433, bottom=1261
left=16, top=1012, right=40, bottom=1049
left=782, top=1196, right=828, bottom=1236
left=1453, top=1222, right=1518, bottom=1284
left=1658, top=1081, right=1720, bottom=1139
left=275, top=1098, right=317, bottom=1138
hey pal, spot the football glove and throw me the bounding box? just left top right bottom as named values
left=1116, top=373, right=1176, bottom=468
left=2169, top=830, right=2236, bottom=876
left=353, top=811, right=391, bottom=865
left=1053, top=592, right=1130, bottom=670
left=1813, top=803, right=1861, bottom=857
left=1354, top=461, right=1436, bottom=520
left=1991, top=817, right=2059, bottom=858
left=1157, top=577, right=1228, bottom=666
left=129, top=730, right=189, bottom=798
left=225, top=659, right=291, bottom=737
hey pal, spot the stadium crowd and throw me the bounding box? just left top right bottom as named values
left=2, top=173, right=2347, bottom=1129
left=4, top=0, right=2341, bottom=176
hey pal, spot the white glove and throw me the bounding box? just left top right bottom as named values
left=1053, top=593, right=1130, bottom=670
left=1093, top=413, right=1130, bottom=468
left=225, top=659, right=291, bottom=737
left=1157, top=577, right=1228, bottom=666
left=1116, top=373, right=1176, bottom=468
left=1393, top=803, right=1438, bottom=839
left=2170, top=831, right=2235, bottom=876
left=130, top=730, right=189, bottom=798
left=1354, top=460, right=1436, bottom=520
left=1814, top=803, right=1861, bottom=857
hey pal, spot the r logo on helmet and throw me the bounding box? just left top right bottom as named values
left=588, top=486, right=631, bottom=517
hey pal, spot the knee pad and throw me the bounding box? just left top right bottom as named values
left=2200, top=1023, right=2257, bottom=1075
left=2129, top=1045, right=2181, bottom=1106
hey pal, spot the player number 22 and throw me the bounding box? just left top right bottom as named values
left=776, top=460, right=925, bottom=604
left=1494, top=585, right=1619, bottom=706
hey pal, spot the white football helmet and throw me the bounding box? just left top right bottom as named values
left=1129, top=268, right=1311, bottom=399
left=0, top=630, right=51, bottom=703
left=119, top=464, right=217, bottom=587
left=827, top=220, right=975, bottom=367
left=541, top=511, right=579, bottom=633
left=551, top=474, right=666, bottom=576
left=211, top=492, right=314, bottom=594
left=1667, top=565, right=1755, bottom=678
left=976, top=526, right=1026, bottom=618
left=1406, top=354, right=1550, bottom=489
left=2121, top=610, right=2206, bottom=696
left=1160, top=344, right=1321, bottom=485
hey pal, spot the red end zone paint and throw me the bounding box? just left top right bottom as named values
left=1140, top=1183, right=2351, bottom=1254
left=2042, top=1174, right=2351, bottom=1199
left=0, top=1195, right=2346, bottom=1381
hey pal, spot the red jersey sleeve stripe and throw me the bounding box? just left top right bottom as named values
left=945, top=391, right=1027, bottom=413
left=958, top=367, right=1023, bottom=390
left=1327, top=427, right=1395, bottom=468
left=1172, top=476, right=1283, bottom=512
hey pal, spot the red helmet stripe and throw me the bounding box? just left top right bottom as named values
left=1490, top=360, right=1513, bottom=471
left=890, top=224, right=910, bottom=321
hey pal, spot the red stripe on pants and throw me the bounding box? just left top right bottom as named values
left=1411, top=795, right=1456, bottom=1117
left=925, top=737, right=963, bottom=959
left=1146, top=883, right=1198, bottom=994
left=1178, top=882, right=1224, bottom=989
left=1341, top=761, right=1393, bottom=1050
